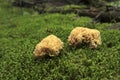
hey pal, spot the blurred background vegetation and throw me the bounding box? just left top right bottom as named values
left=0, top=0, right=120, bottom=80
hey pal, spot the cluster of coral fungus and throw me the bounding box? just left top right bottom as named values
left=34, top=27, right=102, bottom=58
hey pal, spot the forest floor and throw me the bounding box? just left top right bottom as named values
left=0, top=1, right=120, bottom=80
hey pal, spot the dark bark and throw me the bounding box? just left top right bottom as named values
left=12, top=0, right=107, bottom=7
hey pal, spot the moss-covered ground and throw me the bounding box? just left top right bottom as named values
left=0, top=1, right=120, bottom=80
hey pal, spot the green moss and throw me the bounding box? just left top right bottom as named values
left=0, top=1, right=120, bottom=80
left=59, top=5, right=87, bottom=11
left=106, top=0, right=120, bottom=7
left=35, top=4, right=87, bottom=13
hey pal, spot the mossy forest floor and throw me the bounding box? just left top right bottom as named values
left=0, top=1, right=120, bottom=80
